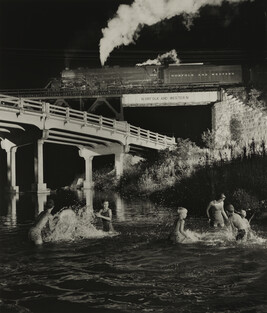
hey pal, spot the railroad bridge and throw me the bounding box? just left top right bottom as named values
left=0, top=85, right=220, bottom=121
left=0, top=94, right=175, bottom=194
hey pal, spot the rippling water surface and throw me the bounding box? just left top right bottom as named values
left=0, top=190, right=267, bottom=313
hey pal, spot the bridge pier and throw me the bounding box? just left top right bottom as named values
left=79, top=152, right=94, bottom=190
left=114, top=150, right=124, bottom=178
left=0, top=139, right=19, bottom=193
left=79, top=144, right=126, bottom=189
left=32, top=140, right=49, bottom=194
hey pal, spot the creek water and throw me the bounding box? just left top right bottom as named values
left=0, top=189, right=267, bottom=313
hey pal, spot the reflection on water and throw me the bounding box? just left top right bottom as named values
left=34, top=193, right=48, bottom=216
left=0, top=189, right=267, bottom=313
left=6, top=193, right=19, bottom=227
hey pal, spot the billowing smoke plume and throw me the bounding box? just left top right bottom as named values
left=99, top=0, right=247, bottom=66
left=136, top=49, right=180, bottom=66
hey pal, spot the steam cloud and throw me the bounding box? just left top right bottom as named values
left=99, top=0, right=248, bottom=66
left=136, top=49, right=180, bottom=66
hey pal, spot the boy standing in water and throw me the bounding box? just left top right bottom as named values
left=226, top=205, right=247, bottom=241
left=28, top=199, right=55, bottom=245
left=96, top=200, right=114, bottom=233
left=170, top=207, right=191, bottom=243
left=206, top=193, right=228, bottom=228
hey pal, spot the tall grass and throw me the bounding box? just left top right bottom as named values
left=116, top=139, right=267, bottom=218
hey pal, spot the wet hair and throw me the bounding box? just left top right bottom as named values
left=226, top=204, right=235, bottom=213
left=46, top=199, right=55, bottom=209
left=216, top=193, right=226, bottom=200
left=177, top=207, right=188, bottom=216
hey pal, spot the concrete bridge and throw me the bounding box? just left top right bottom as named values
left=0, top=94, right=175, bottom=194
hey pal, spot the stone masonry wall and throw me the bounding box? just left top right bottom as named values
left=212, top=89, right=267, bottom=148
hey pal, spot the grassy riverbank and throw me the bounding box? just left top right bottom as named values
left=94, top=139, right=267, bottom=220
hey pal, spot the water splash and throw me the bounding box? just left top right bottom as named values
left=44, top=207, right=115, bottom=242
left=170, top=227, right=267, bottom=247
left=194, top=228, right=267, bottom=247
left=43, top=207, right=266, bottom=248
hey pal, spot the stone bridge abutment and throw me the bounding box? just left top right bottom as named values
left=212, top=90, right=267, bottom=148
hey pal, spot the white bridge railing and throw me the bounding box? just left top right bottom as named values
left=0, top=94, right=175, bottom=147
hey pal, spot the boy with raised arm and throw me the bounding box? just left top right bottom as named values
left=28, top=199, right=55, bottom=245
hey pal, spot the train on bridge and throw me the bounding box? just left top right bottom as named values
left=48, top=64, right=244, bottom=92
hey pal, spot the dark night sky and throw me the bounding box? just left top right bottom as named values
left=0, top=0, right=266, bottom=89
left=0, top=0, right=266, bottom=189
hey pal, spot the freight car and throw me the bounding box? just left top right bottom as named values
left=49, top=64, right=243, bottom=91
left=164, top=64, right=242, bottom=85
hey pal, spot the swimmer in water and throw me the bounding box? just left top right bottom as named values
left=239, top=210, right=250, bottom=231
left=206, top=193, right=228, bottom=228
left=95, top=200, right=114, bottom=233
left=170, top=207, right=191, bottom=243
left=239, top=209, right=255, bottom=240
left=28, top=199, right=55, bottom=245
left=226, top=204, right=247, bottom=241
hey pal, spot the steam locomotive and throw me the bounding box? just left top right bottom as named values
left=49, top=64, right=244, bottom=91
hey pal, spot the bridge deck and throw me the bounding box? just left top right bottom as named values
left=0, top=94, right=175, bottom=150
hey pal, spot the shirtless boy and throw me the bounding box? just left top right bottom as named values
left=206, top=193, right=228, bottom=228
left=95, top=200, right=114, bottom=233
left=226, top=204, right=247, bottom=241
left=239, top=210, right=250, bottom=231
left=28, top=199, right=55, bottom=245
left=170, top=207, right=190, bottom=243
